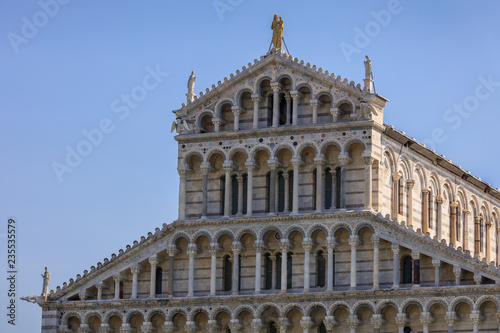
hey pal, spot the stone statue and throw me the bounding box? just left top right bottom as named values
left=187, top=71, right=196, bottom=95
left=21, top=295, right=41, bottom=304
left=364, top=55, right=372, bottom=80
left=41, top=267, right=50, bottom=299
left=271, top=14, right=284, bottom=49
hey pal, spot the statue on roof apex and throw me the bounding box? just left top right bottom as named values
left=186, top=71, right=196, bottom=103
left=41, top=267, right=50, bottom=300
left=271, top=14, right=284, bottom=49
left=364, top=56, right=372, bottom=80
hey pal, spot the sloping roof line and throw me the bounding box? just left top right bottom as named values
left=174, top=48, right=365, bottom=114
left=384, top=125, right=500, bottom=202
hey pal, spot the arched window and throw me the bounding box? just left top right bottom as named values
left=335, top=167, right=341, bottom=209
left=223, top=255, right=232, bottom=291
left=318, top=322, right=326, bottom=333
left=276, top=253, right=282, bottom=290
left=220, top=175, right=226, bottom=216
left=287, top=252, right=292, bottom=290
left=278, top=171, right=285, bottom=212
left=155, top=267, right=163, bottom=295
left=200, top=114, right=214, bottom=133
left=264, top=253, right=272, bottom=290
left=279, top=95, right=287, bottom=125
left=324, top=167, right=333, bottom=210
left=268, top=321, right=277, bottom=333
left=317, top=250, right=326, bottom=287
left=231, top=175, right=238, bottom=215
left=402, top=255, right=412, bottom=284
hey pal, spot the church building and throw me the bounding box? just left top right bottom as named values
left=28, top=17, right=500, bottom=333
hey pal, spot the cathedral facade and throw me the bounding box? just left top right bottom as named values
left=32, top=47, right=500, bottom=333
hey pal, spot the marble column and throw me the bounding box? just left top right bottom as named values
left=486, top=221, right=492, bottom=262
left=300, top=317, right=313, bottom=333
left=392, top=244, right=400, bottom=289
left=245, top=162, right=255, bottom=216
left=314, top=158, right=323, bottom=212
left=201, top=165, right=210, bottom=219
left=290, top=91, right=299, bottom=126
left=470, top=310, right=480, bottom=333
left=445, top=312, right=456, bottom=333
left=396, top=314, right=409, bottom=333
left=187, top=244, right=197, bottom=296
left=432, top=259, right=441, bottom=287
left=463, top=210, right=470, bottom=251
left=420, top=312, right=432, bottom=333
left=406, top=180, right=414, bottom=224
left=149, top=256, right=159, bottom=298
left=232, top=106, right=241, bottom=131
left=223, top=163, right=233, bottom=217
left=475, top=215, right=481, bottom=255
left=363, top=156, right=374, bottom=210
left=285, top=94, right=291, bottom=125
left=330, top=168, right=337, bottom=210
left=392, top=172, right=401, bottom=218
left=326, top=237, right=335, bottom=291
left=453, top=265, right=461, bottom=286
left=372, top=235, right=380, bottom=289
left=283, top=173, right=290, bottom=213
left=268, top=160, right=277, bottom=215
left=178, top=169, right=187, bottom=220
left=291, top=159, right=300, bottom=214
left=303, top=238, right=312, bottom=292
left=331, top=107, right=339, bottom=122
left=347, top=315, right=359, bottom=333
left=338, top=156, right=349, bottom=209
left=209, top=244, right=219, bottom=296
left=254, top=241, right=263, bottom=294
left=232, top=242, right=241, bottom=295
left=271, top=83, right=281, bottom=127
left=167, top=247, right=177, bottom=297
left=113, top=275, right=121, bottom=299
left=450, top=201, right=458, bottom=245
left=130, top=265, right=140, bottom=299
left=412, top=251, right=420, bottom=287
left=237, top=176, right=243, bottom=215
left=280, top=241, right=290, bottom=293
left=270, top=255, right=277, bottom=290
left=311, top=99, right=319, bottom=124
left=371, top=314, right=383, bottom=333
left=422, top=189, right=430, bottom=234
left=436, top=195, right=444, bottom=240
left=213, top=118, right=220, bottom=133
left=349, top=235, right=359, bottom=290
left=96, top=282, right=104, bottom=300
left=474, top=273, right=482, bottom=285
left=251, top=94, right=260, bottom=129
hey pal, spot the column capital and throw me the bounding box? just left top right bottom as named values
left=231, top=105, right=242, bottom=115
left=270, top=82, right=282, bottom=92
left=209, top=243, right=221, bottom=255
left=187, top=244, right=198, bottom=256
left=232, top=241, right=242, bottom=254
left=148, top=255, right=159, bottom=266
left=349, top=235, right=360, bottom=247
left=313, top=157, right=324, bottom=166
left=450, top=201, right=459, bottom=208
left=251, top=319, right=264, bottom=331
left=463, top=209, right=471, bottom=215
left=254, top=240, right=266, bottom=252
left=300, top=316, right=313, bottom=330
left=245, top=161, right=257, bottom=171
left=370, top=314, right=384, bottom=329
left=470, top=310, right=481, bottom=324
left=420, top=312, right=433, bottom=326
left=338, top=155, right=351, bottom=166
left=289, top=90, right=302, bottom=99
left=362, top=155, right=375, bottom=166
left=474, top=273, right=482, bottom=284
left=324, top=316, right=338, bottom=330
left=391, top=243, right=400, bottom=254
left=250, top=93, right=261, bottom=101
left=279, top=239, right=291, bottom=251
left=392, top=171, right=401, bottom=181
left=445, top=312, right=457, bottom=326
left=113, top=275, right=122, bottom=283
left=347, top=314, right=360, bottom=329
left=178, top=168, right=187, bottom=176
left=291, top=158, right=302, bottom=168
left=436, top=195, right=444, bottom=204
left=406, top=180, right=415, bottom=189
left=310, top=99, right=321, bottom=108
left=302, top=238, right=312, bottom=251
left=411, top=250, right=420, bottom=260
left=326, top=237, right=336, bottom=249
left=371, top=235, right=380, bottom=246
left=422, top=188, right=430, bottom=194
left=432, top=258, right=441, bottom=268
left=395, top=314, right=408, bottom=328
left=167, top=246, right=180, bottom=257
left=130, top=265, right=140, bottom=275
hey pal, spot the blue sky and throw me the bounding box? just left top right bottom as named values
left=1, top=1, right=500, bottom=331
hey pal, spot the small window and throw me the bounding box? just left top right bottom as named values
left=276, top=253, right=282, bottom=290
left=231, top=175, right=238, bottom=215
left=288, top=170, right=294, bottom=212
left=335, top=167, right=341, bottom=209
left=155, top=268, right=162, bottom=295
left=223, top=255, right=232, bottom=291
left=402, top=255, right=412, bottom=284
left=220, top=175, right=226, bottom=215
left=324, top=168, right=333, bottom=210
left=264, top=253, right=272, bottom=290
left=287, top=252, right=292, bottom=290
left=266, top=172, right=271, bottom=213
left=278, top=171, right=285, bottom=212
left=317, top=251, right=326, bottom=287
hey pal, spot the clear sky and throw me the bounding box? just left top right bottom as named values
left=1, top=1, right=500, bottom=331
